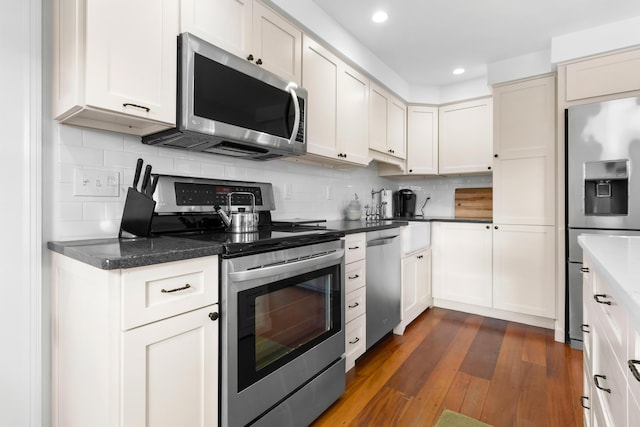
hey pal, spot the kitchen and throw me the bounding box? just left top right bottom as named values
left=5, top=0, right=640, bottom=426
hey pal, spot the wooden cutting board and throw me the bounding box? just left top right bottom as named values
left=454, top=187, right=493, bottom=219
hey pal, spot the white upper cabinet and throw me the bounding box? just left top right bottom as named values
left=53, top=0, right=179, bottom=135
left=301, top=36, right=369, bottom=166
left=180, top=0, right=302, bottom=85
left=406, top=105, right=439, bottom=175
left=179, top=0, right=252, bottom=59
left=369, top=82, right=407, bottom=160
left=438, top=98, right=493, bottom=175
left=492, top=75, right=556, bottom=226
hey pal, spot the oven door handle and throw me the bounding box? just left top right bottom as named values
left=228, top=249, right=344, bottom=282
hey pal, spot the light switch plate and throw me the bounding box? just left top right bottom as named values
left=74, top=168, right=120, bottom=197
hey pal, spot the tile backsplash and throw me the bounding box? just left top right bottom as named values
left=51, top=123, right=492, bottom=240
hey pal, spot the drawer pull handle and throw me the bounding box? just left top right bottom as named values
left=348, top=302, right=360, bottom=309
left=580, top=396, right=590, bottom=410
left=161, top=284, right=191, bottom=293
left=348, top=246, right=360, bottom=250
left=349, top=337, right=360, bottom=344
left=581, top=324, right=590, bottom=333
left=123, top=102, right=150, bottom=112
left=593, top=375, right=611, bottom=393
left=580, top=267, right=590, bottom=273
left=628, top=360, right=640, bottom=382
left=593, top=294, right=612, bottom=305
left=348, top=274, right=360, bottom=280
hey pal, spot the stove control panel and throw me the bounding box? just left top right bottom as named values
left=153, top=175, right=275, bottom=213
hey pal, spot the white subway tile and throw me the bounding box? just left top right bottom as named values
left=83, top=202, right=106, bottom=221
left=58, top=124, right=83, bottom=146
left=124, top=136, right=159, bottom=155
left=59, top=145, right=104, bottom=166
left=82, top=128, right=124, bottom=151
left=57, top=202, right=83, bottom=221
left=175, top=159, right=202, bottom=176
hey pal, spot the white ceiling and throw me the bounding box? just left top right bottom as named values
left=310, top=0, right=640, bottom=87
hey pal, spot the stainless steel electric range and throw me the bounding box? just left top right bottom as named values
left=149, top=175, right=346, bottom=427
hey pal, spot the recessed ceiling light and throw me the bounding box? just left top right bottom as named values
left=372, top=11, right=388, bottom=23
left=453, top=68, right=465, bottom=75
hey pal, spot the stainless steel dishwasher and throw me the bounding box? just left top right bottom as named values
left=366, top=228, right=401, bottom=349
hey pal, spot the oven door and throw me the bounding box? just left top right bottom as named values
left=220, top=240, right=345, bottom=427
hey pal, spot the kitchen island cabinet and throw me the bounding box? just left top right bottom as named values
left=53, top=0, right=179, bottom=136
left=51, top=253, right=219, bottom=427
left=578, top=234, right=640, bottom=427
left=438, top=98, right=493, bottom=175
left=301, top=36, right=370, bottom=167
left=180, top=0, right=302, bottom=85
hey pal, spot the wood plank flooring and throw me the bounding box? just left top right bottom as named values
left=311, top=308, right=583, bottom=427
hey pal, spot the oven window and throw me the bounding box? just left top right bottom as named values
left=237, top=264, right=341, bottom=391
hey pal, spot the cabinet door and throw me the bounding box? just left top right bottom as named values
left=180, top=0, right=252, bottom=58
left=493, top=75, right=556, bottom=225
left=407, top=105, right=438, bottom=175
left=85, top=0, right=178, bottom=125
left=122, top=306, right=218, bottom=427
left=387, top=96, right=407, bottom=159
left=369, top=84, right=389, bottom=154
left=438, top=98, right=493, bottom=174
left=302, top=36, right=339, bottom=159
left=337, top=64, right=370, bottom=165
left=432, top=222, right=492, bottom=307
left=492, top=224, right=555, bottom=318
left=252, top=0, right=302, bottom=85
left=401, top=249, right=431, bottom=323
left=417, top=249, right=432, bottom=308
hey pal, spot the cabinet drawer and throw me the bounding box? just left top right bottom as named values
left=592, top=324, right=627, bottom=427
left=345, top=233, right=366, bottom=264
left=121, top=256, right=218, bottom=330
left=345, top=259, right=366, bottom=293
left=346, top=314, right=366, bottom=362
left=591, top=271, right=627, bottom=365
left=346, top=287, right=366, bottom=323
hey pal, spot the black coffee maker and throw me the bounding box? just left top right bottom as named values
left=393, top=189, right=417, bottom=217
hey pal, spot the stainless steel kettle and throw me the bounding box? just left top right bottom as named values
left=215, top=192, right=260, bottom=233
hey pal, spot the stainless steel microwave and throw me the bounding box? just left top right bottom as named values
left=142, top=33, right=307, bottom=161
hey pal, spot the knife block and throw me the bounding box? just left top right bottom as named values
left=119, top=187, right=156, bottom=238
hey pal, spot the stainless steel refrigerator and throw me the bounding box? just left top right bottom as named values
left=566, top=96, right=640, bottom=348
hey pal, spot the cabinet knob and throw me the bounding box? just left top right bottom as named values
left=256, top=58, right=263, bottom=65
left=487, top=166, right=492, bottom=170
left=246, top=54, right=254, bottom=61
left=494, top=225, right=498, bottom=230
left=409, top=169, right=413, bottom=173
left=486, top=225, right=490, bottom=229
left=494, top=154, right=498, bottom=158
left=208, top=312, right=219, bottom=321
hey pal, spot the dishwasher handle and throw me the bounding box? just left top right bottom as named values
left=367, top=235, right=398, bottom=247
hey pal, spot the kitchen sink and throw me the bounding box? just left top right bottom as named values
left=401, top=221, right=431, bottom=255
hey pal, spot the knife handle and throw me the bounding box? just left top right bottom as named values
left=141, top=164, right=152, bottom=192
left=132, top=158, right=143, bottom=188
left=147, top=175, right=159, bottom=197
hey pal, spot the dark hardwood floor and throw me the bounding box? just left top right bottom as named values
left=312, top=308, right=583, bottom=427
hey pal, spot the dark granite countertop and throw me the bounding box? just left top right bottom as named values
left=323, top=219, right=408, bottom=234
left=393, top=216, right=492, bottom=224
left=47, top=236, right=224, bottom=270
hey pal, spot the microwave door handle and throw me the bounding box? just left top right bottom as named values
left=287, top=84, right=300, bottom=145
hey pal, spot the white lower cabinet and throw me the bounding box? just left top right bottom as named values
left=492, top=224, right=555, bottom=318
left=394, top=248, right=432, bottom=335
left=432, top=221, right=556, bottom=326
left=432, top=222, right=493, bottom=307
left=344, top=233, right=367, bottom=371
left=51, top=253, right=219, bottom=427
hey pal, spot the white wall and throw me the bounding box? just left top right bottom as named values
left=0, top=0, right=42, bottom=426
